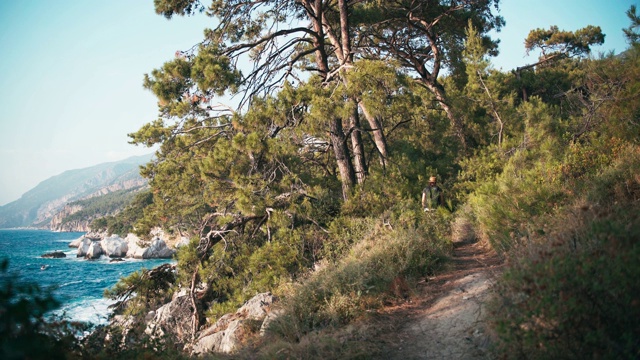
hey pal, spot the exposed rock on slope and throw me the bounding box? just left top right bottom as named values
left=191, top=292, right=277, bottom=355
left=144, top=291, right=194, bottom=346
left=50, top=204, right=89, bottom=232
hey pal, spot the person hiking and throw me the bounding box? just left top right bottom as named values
left=422, top=176, right=443, bottom=212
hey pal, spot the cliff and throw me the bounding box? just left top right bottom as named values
left=49, top=204, right=89, bottom=232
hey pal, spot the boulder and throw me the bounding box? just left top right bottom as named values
left=41, top=251, right=66, bottom=258
left=103, top=315, right=137, bottom=348
left=140, top=238, right=176, bottom=259
left=144, top=293, right=193, bottom=346
left=191, top=319, right=244, bottom=355
left=85, top=241, right=104, bottom=259
left=259, top=308, right=284, bottom=336
left=101, top=235, right=128, bottom=258
left=124, top=234, right=146, bottom=258
left=191, top=292, right=277, bottom=355
left=68, top=236, right=84, bottom=248
left=175, top=236, right=191, bottom=248
left=236, top=292, right=276, bottom=320
left=84, top=232, right=104, bottom=241
left=76, top=238, right=93, bottom=257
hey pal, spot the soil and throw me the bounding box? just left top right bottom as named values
left=369, top=238, right=504, bottom=360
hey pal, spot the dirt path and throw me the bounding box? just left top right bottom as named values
left=371, top=238, right=504, bottom=360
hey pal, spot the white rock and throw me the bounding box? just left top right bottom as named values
left=125, top=234, right=145, bottom=258
left=150, top=227, right=166, bottom=238
left=68, top=236, right=84, bottom=248
left=101, top=235, right=129, bottom=258
left=107, top=315, right=136, bottom=347
left=191, top=292, right=277, bottom=355
left=86, top=241, right=104, bottom=259
left=76, top=238, right=93, bottom=257
left=237, top=292, right=276, bottom=320
left=192, top=320, right=243, bottom=355
left=141, top=238, right=176, bottom=259
left=175, top=236, right=191, bottom=248
left=145, top=294, right=193, bottom=345
left=259, top=309, right=284, bottom=336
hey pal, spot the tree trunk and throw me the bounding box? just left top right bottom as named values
left=358, top=101, right=388, bottom=167
left=329, top=117, right=356, bottom=200
left=305, top=1, right=355, bottom=199
left=349, top=101, right=367, bottom=184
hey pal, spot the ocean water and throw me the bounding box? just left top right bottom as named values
left=0, top=229, right=173, bottom=326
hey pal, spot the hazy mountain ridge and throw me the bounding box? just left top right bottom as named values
left=0, top=154, right=152, bottom=230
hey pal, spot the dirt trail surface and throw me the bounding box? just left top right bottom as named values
left=373, top=238, right=504, bottom=360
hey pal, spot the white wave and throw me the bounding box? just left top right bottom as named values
left=59, top=280, right=83, bottom=288
left=56, top=297, right=115, bottom=326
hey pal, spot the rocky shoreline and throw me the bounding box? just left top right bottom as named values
left=67, top=230, right=188, bottom=260
left=103, top=290, right=279, bottom=356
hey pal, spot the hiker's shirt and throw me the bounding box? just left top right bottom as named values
left=423, top=185, right=442, bottom=210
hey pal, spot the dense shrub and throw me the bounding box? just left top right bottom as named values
left=0, top=259, right=88, bottom=360
left=489, top=148, right=640, bottom=359
left=266, top=204, right=451, bottom=342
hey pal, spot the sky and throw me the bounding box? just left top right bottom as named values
left=0, top=0, right=636, bottom=206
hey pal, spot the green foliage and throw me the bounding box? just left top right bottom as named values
left=454, top=36, right=640, bottom=358
left=154, top=0, right=203, bottom=19
left=104, top=264, right=176, bottom=318
left=64, top=188, right=140, bottom=225
left=90, top=190, right=153, bottom=236
left=102, top=3, right=640, bottom=358
left=525, top=25, right=605, bottom=60
left=624, top=5, right=640, bottom=45
left=267, top=204, right=450, bottom=342
left=490, top=148, right=640, bottom=359
left=0, top=259, right=88, bottom=359
left=84, top=322, right=191, bottom=360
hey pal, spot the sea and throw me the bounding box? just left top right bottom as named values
left=0, top=229, right=173, bottom=326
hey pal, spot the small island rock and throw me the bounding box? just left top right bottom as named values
left=41, top=251, right=66, bottom=258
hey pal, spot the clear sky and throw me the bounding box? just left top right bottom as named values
left=0, top=0, right=636, bottom=206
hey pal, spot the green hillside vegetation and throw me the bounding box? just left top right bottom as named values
left=8, top=2, right=638, bottom=359
left=90, top=190, right=154, bottom=237
left=60, top=186, right=146, bottom=227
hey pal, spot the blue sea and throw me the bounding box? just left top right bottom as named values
left=0, top=229, right=173, bottom=326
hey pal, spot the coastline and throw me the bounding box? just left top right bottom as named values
left=0, top=229, right=175, bottom=327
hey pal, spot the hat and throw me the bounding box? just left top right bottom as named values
left=429, top=176, right=437, bottom=182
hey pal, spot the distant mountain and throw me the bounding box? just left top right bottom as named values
left=0, top=154, right=153, bottom=230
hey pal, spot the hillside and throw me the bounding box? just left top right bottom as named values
left=48, top=187, right=148, bottom=232
left=0, top=154, right=152, bottom=230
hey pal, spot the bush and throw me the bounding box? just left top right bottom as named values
left=489, top=148, right=640, bottom=359
left=0, top=259, right=88, bottom=359
left=267, top=207, right=450, bottom=343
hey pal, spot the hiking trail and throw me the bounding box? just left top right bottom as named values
left=371, top=237, right=504, bottom=360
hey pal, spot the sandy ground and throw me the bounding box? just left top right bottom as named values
left=371, top=238, right=504, bottom=360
